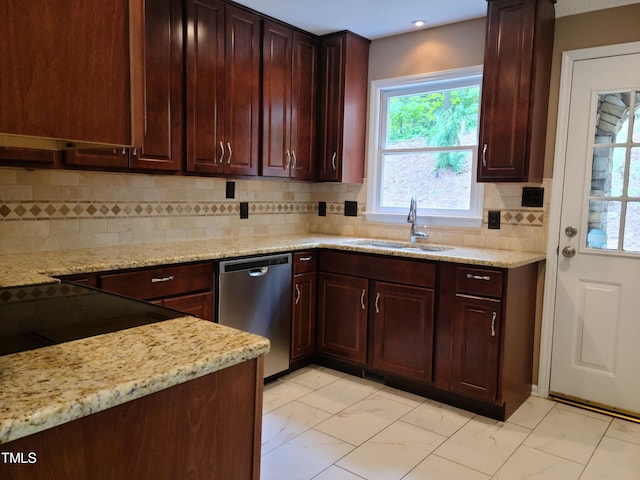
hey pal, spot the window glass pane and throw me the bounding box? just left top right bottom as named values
left=586, top=200, right=621, bottom=249
left=385, top=86, right=479, bottom=149
left=623, top=202, right=640, bottom=252
left=591, top=147, right=626, bottom=197
left=597, top=92, right=630, bottom=144
left=628, top=147, right=640, bottom=197
left=634, top=93, right=640, bottom=143
left=380, top=151, right=472, bottom=210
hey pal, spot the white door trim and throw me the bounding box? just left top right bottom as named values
left=538, top=41, right=640, bottom=398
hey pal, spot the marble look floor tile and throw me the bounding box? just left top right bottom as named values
left=523, top=405, right=610, bottom=464
left=493, top=445, right=583, bottom=480
left=314, top=393, right=414, bottom=446
left=260, top=429, right=355, bottom=480
left=434, top=416, right=531, bottom=475
left=281, top=366, right=346, bottom=390
left=401, top=399, right=474, bottom=437
left=507, top=396, right=556, bottom=429
left=579, top=437, right=640, bottom=480
left=298, top=376, right=383, bottom=415
left=605, top=418, right=640, bottom=446
left=262, top=401, right=332, bottom=454
left=313, top=465, right=366, bottom=480
left=263, top=379, right=314, bottom=414
left=404, top=455, right=491, bottom=480
left=336, top=421, right=446, bottom=480
left=375, top=385, right=426, bottom=408
left=553, top=402, right=613, bottom=422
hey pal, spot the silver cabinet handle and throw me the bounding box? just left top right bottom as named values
left=291, top=151, right=297, bottom=169
left=361, top=289, right=366, bottom=310
left=218, top=141, right=225, bottom=163
left=285, top=150, right=291, bottom=169
left=491, top=311, right=497, bottom=337
left=375, top=292, right=380, bottom=314
left=331, top=152, right=337, bottom=170
left=482, top=144, right=488, bottom=167
left=121, top=148, right=127, bottom=155
left=132, top=147, right=137, bottom=156
left=295, top=284, right=301, bottom=305
left=151, top=275, right=174, bottom=283
left=299, top=256, right=312, bottom=262
left=227, top=142, right=232, bottom=164
left=467, top=273, right=491, bottom=281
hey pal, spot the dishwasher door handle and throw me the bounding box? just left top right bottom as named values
left=248, top=267, right=269, bottom=277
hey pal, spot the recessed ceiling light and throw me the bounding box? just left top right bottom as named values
left=412, top=20, right=426, bottom=27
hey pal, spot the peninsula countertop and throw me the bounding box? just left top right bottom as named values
left=0, top=234, right=546, bottom=288
left=0, top=316, right=269, bottom=445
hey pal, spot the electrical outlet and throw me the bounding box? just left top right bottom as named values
left=239, top=202, right=248, bottom=219
left=318, top=201, right=326, bottom=216
left=488, top=210, right=501, bottom=229
left=225, top=181, right=235, bottom=199
left=344, top=201, right=358, bottom=217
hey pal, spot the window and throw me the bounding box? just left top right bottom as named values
left=366, top=66, right=484, bottom=227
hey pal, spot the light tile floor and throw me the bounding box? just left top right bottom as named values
left=261, top=365, right=640, bottom=480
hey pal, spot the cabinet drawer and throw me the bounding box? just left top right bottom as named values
left=455, top=267, right=503, bottom=298
left=100, top=262, right=213, bottom=300
left=293, top=251, right=317, bottom=273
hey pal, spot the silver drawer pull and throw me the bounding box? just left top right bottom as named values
left=299, top=256, right=313, bottom=262
left=361, top=289, right=366, bottom=310
left=151, top=275, right=174, bottom=283
left=491, top=311, right=497, bottom=337
left=467, top=273, right=491, bottom=281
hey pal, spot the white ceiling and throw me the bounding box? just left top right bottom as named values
left=232, top=0, right=640, bottom=40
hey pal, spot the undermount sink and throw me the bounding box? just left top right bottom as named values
left=348, top=239, right=453, bottom=252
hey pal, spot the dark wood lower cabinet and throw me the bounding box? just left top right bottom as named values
left=450, top=295, right=501, bottom=402
left=372, top=281, right=435, bottom=382
left=317, top=272, right=368, bottom=365
left=291, top=271, right=316, bottom=359
left=0, top=358, right=264, bottom=480
left=161, top=291, right=214, bottom=320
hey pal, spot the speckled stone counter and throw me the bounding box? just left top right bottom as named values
left=0, top=234, right=545, bottom=288
left=0, top=316, right=269, bottom=444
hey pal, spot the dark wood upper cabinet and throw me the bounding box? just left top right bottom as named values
left=0, top=0, right=144, bottom=151
left=185, top=0, right=260, bottom=176
left=262, top=21, right=317, bottom=180
left=0, top=147, right=60, bottom=167
left=477, top=0, right=555, bottom=182
left=65, top=148, right=129, bottom=169
left=317, top=31, right=370, bottom=183
left=129, top=0, right=183, bottom=172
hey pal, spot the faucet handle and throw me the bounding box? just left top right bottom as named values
left=407, top=197, right=417, bottom=223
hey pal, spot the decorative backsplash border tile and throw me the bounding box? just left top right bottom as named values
left=0, top=200, right=314, bottom=221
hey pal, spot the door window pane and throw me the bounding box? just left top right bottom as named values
left=628, top=147, right=640, bottom=198
left=587, top=200, right=621, bottom=250
left=591, top=147, right=626, bottom=197
left=633, top=93, right=640, bottom=143
left=623, top=202, right=640, bottom=252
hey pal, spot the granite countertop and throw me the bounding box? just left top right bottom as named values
left=0, top=234, right=546, bottom=288
left=0, top=234, right=543, bottom=445
left=0, top=316, right=269, bottom=445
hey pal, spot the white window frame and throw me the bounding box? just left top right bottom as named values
left=365, top=65, right=484, bottom=228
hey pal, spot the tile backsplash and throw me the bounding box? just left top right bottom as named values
left=0, top=167, right=550, bottom=254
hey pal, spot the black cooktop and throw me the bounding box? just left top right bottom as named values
left=0, top=282, right=185, bottom=357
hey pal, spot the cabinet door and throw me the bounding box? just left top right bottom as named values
left=162, top=291, right=213, bottom=321
left=290, top=31, right=317, bottom=181
left=317, top=35, right=344, bottom=181
left=223, top=5, right=260, bottom=176
left=372, top=282, right=435, bottom=382
left=185, top=0, right=225, bottom=175
left=291, top=272, right=316, bottom=359
left=130, top=0, right=183, bottom=172
left=451, top=295, right=501, bottom=402
left=65, top=148, right=129, bottom=169
left=477, top=0, right=554, bottom=182
left=317, top=273, right=368, bottom=364
left=262, top=21, right=293, bottom=178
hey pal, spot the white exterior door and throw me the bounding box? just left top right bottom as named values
left=549, top=47, right=640, bottom=416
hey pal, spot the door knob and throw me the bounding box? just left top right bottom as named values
left=562, top=246, right=576, bottom=258
left=565, top=226, right=578, bottom=237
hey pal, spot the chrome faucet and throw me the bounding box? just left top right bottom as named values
left=407, top=197, right=428, bottom=244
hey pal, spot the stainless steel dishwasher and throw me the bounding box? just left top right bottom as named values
left=218, top=253, right=291, bottom=378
